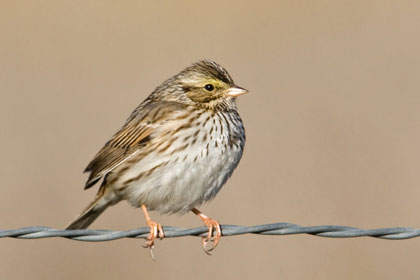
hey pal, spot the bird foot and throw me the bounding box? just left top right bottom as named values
left=200, top=216, right=222, bottom=255
left=142, top=219, right=164, bottom=261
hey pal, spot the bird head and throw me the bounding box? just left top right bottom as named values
left=151, top=60, right=248, bottom=109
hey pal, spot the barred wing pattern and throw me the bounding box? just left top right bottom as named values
left=83, top=101, right=188, bottom=189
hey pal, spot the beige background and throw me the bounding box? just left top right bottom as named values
left=1, top=0, right=420, bottom=279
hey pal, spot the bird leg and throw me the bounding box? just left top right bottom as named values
left=141, top=204, right=164, bottom=260
left=191, top=208, right=222, bottom=254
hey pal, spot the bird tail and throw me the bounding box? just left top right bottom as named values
left=66, top=186, right=113, bottom=230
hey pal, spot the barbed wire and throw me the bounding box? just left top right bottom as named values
left=1, top=223, right=420, bottom=241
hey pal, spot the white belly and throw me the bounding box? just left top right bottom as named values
left=113, top=111, right=244, bottom=214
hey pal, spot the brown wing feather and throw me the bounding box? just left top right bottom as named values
left=83, top=101, right=188, bottom=189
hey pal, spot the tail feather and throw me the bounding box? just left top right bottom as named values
left=66, top=194, right=110, bottom=230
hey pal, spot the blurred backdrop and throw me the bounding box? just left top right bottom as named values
left=1, top=0, right=420, bottom=279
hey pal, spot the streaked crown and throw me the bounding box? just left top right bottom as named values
left=149, top=60, right=248, bottom=106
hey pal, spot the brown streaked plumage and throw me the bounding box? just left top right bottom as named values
left=67, top=60, right=248, bottom=256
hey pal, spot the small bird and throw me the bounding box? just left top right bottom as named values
left=67, top=60, right=248, bottom=255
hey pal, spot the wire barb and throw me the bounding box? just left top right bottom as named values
left=1, top=223, right=420, bottom=241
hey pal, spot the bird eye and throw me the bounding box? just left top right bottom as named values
left=204, top=84, right=215, bottom=91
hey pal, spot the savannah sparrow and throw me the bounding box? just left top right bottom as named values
left=67, top=60, right=248, bottom=255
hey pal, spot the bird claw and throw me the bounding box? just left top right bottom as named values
left=142, top=220, right=164, bottom=261
left=200, top=218, right=222, bottom=255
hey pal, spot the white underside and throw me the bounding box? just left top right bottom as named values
left=110, top=111, right=244, bottom=214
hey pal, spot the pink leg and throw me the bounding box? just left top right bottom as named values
left=141, top=204, right=164, bottom=260
left=192, top=208, right=222, bottom=255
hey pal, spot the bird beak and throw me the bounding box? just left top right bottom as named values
left=225, top=86, right=249, bottom=97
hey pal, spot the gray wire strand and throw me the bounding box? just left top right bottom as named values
left=1, top=223, right=420, bottom=241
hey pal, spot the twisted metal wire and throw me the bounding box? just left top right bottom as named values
left=1, top=223, right=420, bottom=241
